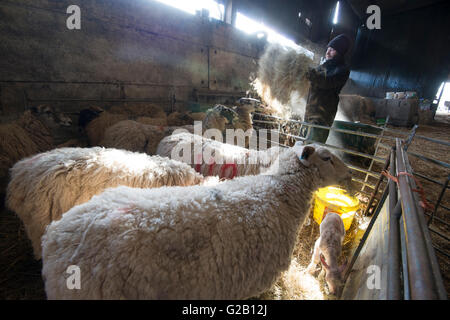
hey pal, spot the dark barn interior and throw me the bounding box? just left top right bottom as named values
left=0, top=0, right=449, bottom=301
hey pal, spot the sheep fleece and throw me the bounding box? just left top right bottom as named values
left=6, top=147, right=203, bottom=259
left=156, top=132, right=282, bottom=177
left=41, top=148, right=331, bottom=299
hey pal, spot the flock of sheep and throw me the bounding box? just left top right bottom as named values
left=2, top=99, right=353, bottom=299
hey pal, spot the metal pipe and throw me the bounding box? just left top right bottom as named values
left=253, top=115, right=399, bottom=141
left=402, top=150, right=447, bottom=300
left=387, top=148, right=402, bottom=300
left=395, top=139, right=442, bottom=299
left=254, top=126, right=386, bottom=163
left=428, top=175, right=450, bottom=226
left=413, top=172, right=449, bottom=188
left=363, top=148, right=392, bottom=216
left=346, top=163, right=381, bottom=179
left=407, top=151, right=450, bottom=169
left=414, top=134, right=450, bottom=147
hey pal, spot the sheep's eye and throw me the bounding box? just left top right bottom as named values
left=323, top=156, right=331, bottom=161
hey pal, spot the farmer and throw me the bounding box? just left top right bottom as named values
left=302, top=34, right=351, bottom=143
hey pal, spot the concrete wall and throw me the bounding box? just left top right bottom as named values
left=0, top=0, right=265, bottom=119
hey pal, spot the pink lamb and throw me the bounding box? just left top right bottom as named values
left=306, top=212, right=347, bottom=295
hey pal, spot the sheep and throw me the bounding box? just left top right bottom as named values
left=166, top=111, right=194, bottom=126
left=100, top=120, right=194, bottom=155
left=109, top=103, right=167, bottom=119
left=202, top=104, right=239, bottom=134
left=81, top=105, right=170, bottom=146
left=41, top=143, right=352, bottom=299
left=136, top=116, right=168, bottom=126
left=0, top=106, right=71, bottom=193
left=84, top=111, right=128, bottom=146
left=306, top=212, right=347, bottom=295
left=187, top=112, right=206, bottom=121
left=6, top=147, right=204, bottom=260
left=156, top=132, right=282, bottom=179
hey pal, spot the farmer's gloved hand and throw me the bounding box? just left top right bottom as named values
left=305, top=67, right=317, bottom=81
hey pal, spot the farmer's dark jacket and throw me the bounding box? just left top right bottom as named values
left=304, top=57, right=350, bottom=126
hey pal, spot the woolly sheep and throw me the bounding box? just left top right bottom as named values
left=306, top=212, right=346, bottom=295
left=156, top=132, right=282, bottom=179
left=84, top=111, right=128, bottom=146
left=109, top=103, right=167, bottom=119
left=100, top=120, right=194, bottom=155
left=41, top=143, right=352, bottom=299
left=166, top=111, right=194, bottom=126
left=0, top=107, right=71, bottom=193
left=6, top=147, right=204, bottom=259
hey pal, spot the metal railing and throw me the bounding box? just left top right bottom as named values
left=252, top=112, right=404, bottom=197
left=342, top=141, right=447, bottom=299
left=252, top=112, right=450, bottom=291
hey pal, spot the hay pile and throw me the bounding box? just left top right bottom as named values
left=253, top=44, right=313, bottom=119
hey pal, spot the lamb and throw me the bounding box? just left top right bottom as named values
left=6, top=147, right=204, bottom=259
left=306, top=212, right=347, bottom=295
left=100, top=120, right=194, bottom=155
left=41, top=143, right=352, bottom=299
left=156, top=132, right=282, bottom=179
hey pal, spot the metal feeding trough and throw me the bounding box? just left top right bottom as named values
left=326, top=120, right=383, bottom=165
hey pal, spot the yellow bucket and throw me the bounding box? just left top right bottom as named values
left=313, top=186, right=359, bottom=231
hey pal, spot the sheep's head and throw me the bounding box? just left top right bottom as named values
left=237, top=97, right=265, bottom=113
left=31, top=105, right=72, bottom=127
left=321, top=254, right=347, bottom=296
left=292, top=142, right=352, bottom=190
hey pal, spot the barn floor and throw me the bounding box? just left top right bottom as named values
left=0, top=114, right=448, bottom=300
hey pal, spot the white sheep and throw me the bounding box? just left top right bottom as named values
left=156, top=132, right=282, bottom=179
left=100, top=120, right=194, bottom=155
left=41, top=143, right=352, bottom=299
left=306, top=212, right=347, bottom=295
left=6, top=147, right=204, bottom=259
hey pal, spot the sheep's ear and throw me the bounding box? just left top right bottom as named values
left=298, top=145, right=315, bottom=167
